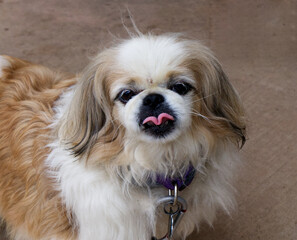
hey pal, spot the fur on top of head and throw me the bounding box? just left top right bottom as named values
left=58, top=33, right=246, bottom=175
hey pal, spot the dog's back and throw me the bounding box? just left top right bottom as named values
left=0, top=56, right=76, bottom=239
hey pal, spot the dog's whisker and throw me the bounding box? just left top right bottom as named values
left=190, top=110, right=211, bottom=121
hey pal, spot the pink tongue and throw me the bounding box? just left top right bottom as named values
left=143, top=113, right=174, bottom=126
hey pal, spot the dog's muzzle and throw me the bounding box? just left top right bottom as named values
left=138, top=93, right=176, bottom=137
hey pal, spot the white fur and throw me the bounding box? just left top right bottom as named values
left=47, top=141, right=156, bottom=240
left=116, top=35, right=188, bottom=83
left=47, top=91, right=157, bottom=240
left=0, top=55, right=11, bottom=78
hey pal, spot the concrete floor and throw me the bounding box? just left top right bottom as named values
left=0, top=0, right=297, bottom=239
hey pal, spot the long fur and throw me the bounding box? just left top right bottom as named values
left=0, top=34, right=246, bottom=240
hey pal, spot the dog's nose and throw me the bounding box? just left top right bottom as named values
left=143, top=93, right=164, bottom=108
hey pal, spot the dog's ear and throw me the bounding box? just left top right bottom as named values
left=59, top=52, right=117, bottom=157
left=184, top=41, right=246, bottom=147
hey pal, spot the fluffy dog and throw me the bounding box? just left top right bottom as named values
left=0, top=34, right=246, bottom=240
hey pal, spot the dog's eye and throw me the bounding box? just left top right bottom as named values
left=116, top=89, right=136, bottom=104
left=169, top=82, right=193, bottom=95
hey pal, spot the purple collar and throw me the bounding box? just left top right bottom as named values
left=154, top=164, right=196, bottom=191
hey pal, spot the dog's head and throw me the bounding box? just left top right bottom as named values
left=59, top=34, right=245, bottom=171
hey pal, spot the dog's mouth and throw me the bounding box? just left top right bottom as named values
left=140, top=112, right=176, bottom=137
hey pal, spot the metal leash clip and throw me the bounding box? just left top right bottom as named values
left=152, top=184, right=187, bottom=240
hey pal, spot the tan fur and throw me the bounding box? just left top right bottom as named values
left=57, top=49, right=125, bottom=163
left=0, top=56, right=76, bottom=239
left=181, top=40, right=246, bottom=148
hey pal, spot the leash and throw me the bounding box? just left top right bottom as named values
left=151, top=164, right=196, bottom=240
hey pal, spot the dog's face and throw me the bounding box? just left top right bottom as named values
left=60, top=35, right=245, bottom=170
left=113, top=77, right=193, bottom=143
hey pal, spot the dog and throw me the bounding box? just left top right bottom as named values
left=0, top=33, right=246, bottom=240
